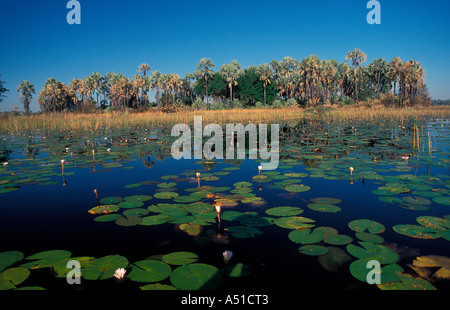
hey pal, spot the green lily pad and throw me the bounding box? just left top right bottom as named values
left=93, top=214, right=122, bottom=222
left=154, top=191, right=179, bottom=199
left=233, top=181, right=252, bottom=187
left=299, top=245, right=329, bottom=256
left=128, top=260, right=172, bottom=282
left=288, top=228, right=324, bottom=244
left=0, top=251, right=24, bottom=273
left=122, top=208, right=150, bottom=217
left=157, top=182, right=177, bottom=188
left=162, top=252, right=198, bottom=265
left=402, top=196, right=432, bottom=205
left=21, top=250, right=72, bottom=269
left=392, top=224, right=442, bottom=239
left=416, top=216, right=450, bottom=231
left=170, top=263, right=223, bottom=290
left=82, top=255, right=129, bottom=280
left=140, top=283, right=177, bottom=290
left=265, top=206, right=303, bottom=217
left=307, top=203, right=341, bottom=213
left=115, top=215, right=143, bottom=226
left=323, top=234, right=353, bottom=245
left=377, top=272, right=436, bottom=290
left=173, top=195, right=201, bottom=203
left=118, top=201, right=144, bottom=209
left=346, top=242, right=399, bottom=264
left=222, top=263, right=251, bottom=277
left=100, top=197, right=123, bottom=204
left=348, top=219, right=385, bottom=234
left=273, top=216, right=315, bottom=230
left=124, top=195, right=153, bottom=202
left=140, top=214, right=170, bottom=226
left=284, top=184, right=311, bottom=193
left=355, top=232, right=385, bottom=243
left=310, top=197, right=342, bottom=204
left=0, top=267, right=30, bottom=290
left=349, top=258, right=404, bottom=284
left=432, top=196, right=450, bottom=206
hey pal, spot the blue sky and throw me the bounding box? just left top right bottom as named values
left=1, top=0, right=449, bottom=112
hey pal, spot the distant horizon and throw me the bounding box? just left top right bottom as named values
left=1, top=0, right=449, bottom=112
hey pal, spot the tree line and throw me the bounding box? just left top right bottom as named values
left=2, top=49, right=432, bottom=114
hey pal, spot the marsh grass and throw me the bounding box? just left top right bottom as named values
left=1, top=105, right=449, bottom=134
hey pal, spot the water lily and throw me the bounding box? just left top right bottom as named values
left=114, top=268, right=126, bottom=279
left=258, top=165, right=262, bottom=177
left=349, top=167, right=354, bottom=175
left=196, top=172, right=201, bottom=187
left=401, top=156, right=410, bottom=161
left=3, top=162, right=8, bottom=166
left=223, top=250, right=233, bottom=263
left=215, top=205, right=221, bottom=222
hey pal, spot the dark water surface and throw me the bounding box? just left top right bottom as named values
left=0, top=116, right=449, bottom=291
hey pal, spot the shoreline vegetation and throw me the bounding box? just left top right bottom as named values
left=1, top=105, right=449, bottom=134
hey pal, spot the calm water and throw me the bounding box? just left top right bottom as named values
left=0, top=116, right=449, bottom=291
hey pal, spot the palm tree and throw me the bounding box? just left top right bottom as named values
left=17, top=80, right=35, bottom=115
left=195, top=58, right=215, bottom=108
left=219, top=60, right=243, bottom=101
left=299, top=55, right=320, bottom=106
left=150, top=71, right=163, bottom=110
left=0, top=74, right=8, bottom=103
left=256, top=64, right=274, bottom=106
left=388, top=57, right=402, bottom=95
left=138, top=64, right=151, bottom=105
left=345, top=49, right=367, bottom=101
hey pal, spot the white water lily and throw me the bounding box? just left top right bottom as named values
left=114, top=268, right=126, bottom=279
left=3, top=162, right=8, bottom=166
left=196, top=172, right=201, bottom=178
left=349, top=167, right=354, bottom=175
left=223, top=250, right=233, bottom=263
left=215, top=205, right=221, bottom=222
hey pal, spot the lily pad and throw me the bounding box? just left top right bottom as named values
left=288, top=228, right=324, bottom=244
left=0, top=267, right=30, bottom=290
left=392, top=224, right=442, bottom=239
left=88, top=205, right=119, bottom=215
left=323, top=234, right=353, bottom=245
left=128, top=260, right=172, bottom=282
left=21, top=250, right=72, bottom=269
left=346, top=242, right=399, bottom=264
left=170, top=263, right=223, bottom=290
left=0, top=251, right=24, bottom=273
left=162, top=252, right=198, bottom=265
left=265, top=206, right=303, bottom=217
left=154, top=191, right=179, bottom=199
left=273, top=216, right=315, bottom=230
left=299, top=245, right=329, bottom=256
left=348, top=219, right=385, bottom=234
left=82, top=255, right=129, bottom=280
left=222, top=263, right=251, bottom=277
left=310, top=197, right=342, bottom=204
left=307, top=203, right=341, bottom=213
left=377, top=272, right=436, bottom=290
left=349, top=258, right=404, bottom=284
left=284, top=184, right=311, bottom=193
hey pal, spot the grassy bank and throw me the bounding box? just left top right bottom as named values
left=1, top=105, right=449, bottom=134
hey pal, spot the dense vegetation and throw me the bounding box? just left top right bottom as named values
left=2, top=49, right=435, bottom=114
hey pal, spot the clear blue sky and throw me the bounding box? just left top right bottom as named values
left=1, top=0, right=449, bottom=112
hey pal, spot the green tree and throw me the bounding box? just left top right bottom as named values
left=345, top=49, right=367, bottom=101
left=195, top=58, right=215, bottom=108
left=0, top=74, right=8, bottom=103
left=256, top=64, right=274, bottom=106
left=17, top=80, right=35, bottom=115
left=219, top=60, right=243, bottom=101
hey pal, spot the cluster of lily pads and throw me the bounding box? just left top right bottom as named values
left=1, top=118, right=450, bottom=291
left=0, top=249, right=253, bottom=290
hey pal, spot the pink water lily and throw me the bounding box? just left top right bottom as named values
left=114, top=268, right=126, bottom=279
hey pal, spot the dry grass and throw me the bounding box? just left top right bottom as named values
left=1, top=105, right=449, bottom=134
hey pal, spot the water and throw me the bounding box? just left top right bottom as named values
left=0, top=116, right=449, bottom=291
